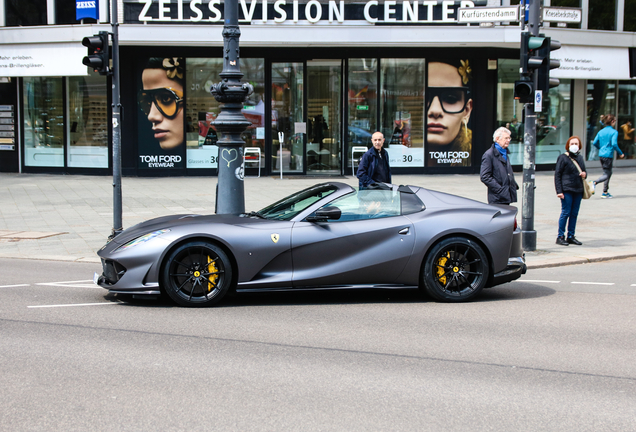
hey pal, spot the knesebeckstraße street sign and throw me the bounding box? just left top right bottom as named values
left=542, top=7, right=582, bottom=23
left=457, top=6, right=519, bottom=24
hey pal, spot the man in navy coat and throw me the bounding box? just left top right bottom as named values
left=480, top=127, right=519, bottom=205
left=357, top=131, right=392, bottom=188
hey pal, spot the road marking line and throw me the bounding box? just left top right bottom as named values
left=36, top=279, right=93, bottom=285
left=36, top=283, right=101, bottom=289
left=571, top=281, right=615, bottom=286
left=631, top=284, right=636, bottom=287
left=516, top=279, right=561, bottom=283
left=0, top=284, right=30, bottom=288
left=28, top=302, right=120, bottom=309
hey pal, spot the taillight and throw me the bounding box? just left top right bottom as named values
left=514, top=218, right=518, bottom=230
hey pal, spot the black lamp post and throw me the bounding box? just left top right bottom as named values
left=211, top=0, right=253, bottom=214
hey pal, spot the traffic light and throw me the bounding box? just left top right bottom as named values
left=519, top=32, right=548, bottom=75
left=517, top=32, right=541, bottom=104
left=82, top=31, right=109, bottom=75
left=536, top=37, right=561, bottom=94
left=514, top=78, right=534, bottom=104
left=518, top=33, right=561, bottom=105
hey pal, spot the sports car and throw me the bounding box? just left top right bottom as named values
left=95, top=182, right=526, bottom=306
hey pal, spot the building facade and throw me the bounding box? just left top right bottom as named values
left=1, top=0, right=635, bottom=177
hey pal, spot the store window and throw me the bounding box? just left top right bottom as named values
left=271, top=62, right=303, bottom=173
left=617, top=81, right=636, bottom=159
left=23, top=77, right=65, bottom=167
left=588, top=0, right=616, bottom=30
left=183, top=58, right=265, bottom=170
left=348, top=58, right=377, bottom=150
left=625, top=0, right=636, bottom=31
left=498, top=59, right=526, bottom=165
left=539, top=80, right=572, bottom=159
left=497, top=59, right=572, bottom=165
left=67, top=72, right=108, bottom=168
left=586, top=80, right=616, bottom=161
left=307, top=60, right=342, bottom=174
left=5, top=0, right=47, bottom=26
left=380, top=58, right=426, bottom=168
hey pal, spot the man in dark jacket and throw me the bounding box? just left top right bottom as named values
left=357, top=131, right=392, bottom=188
left=480, top=127, right=519, bottom=205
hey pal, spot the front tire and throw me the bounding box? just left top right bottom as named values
left=423, top=237, right=489, bottom=302
left=162, top=241, right=233, bottom=307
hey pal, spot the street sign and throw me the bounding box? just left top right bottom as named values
left=534, top=90, right=543, bottom=113
left=457, top=6, right=519, bottom=23
left=542, top=7, right=582, bottom=23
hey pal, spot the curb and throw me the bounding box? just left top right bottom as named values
left=526, top=253, right=636, bottom=269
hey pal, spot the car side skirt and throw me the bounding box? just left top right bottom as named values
left=236, top=284, right=420, bottom=293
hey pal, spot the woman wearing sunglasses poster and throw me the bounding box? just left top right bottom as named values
left=426, top=59, right=473, bottom=167
left=137, top=57, right=186, bottom=168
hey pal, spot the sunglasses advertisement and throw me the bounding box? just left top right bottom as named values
left=425, top=60, right=473, bottom=168
left=378, top=58, right=473, bottom=169
left=137, top=57, right=186, bottom=170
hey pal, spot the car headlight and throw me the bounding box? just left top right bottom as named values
left=115, top=229, right=170, bottom=252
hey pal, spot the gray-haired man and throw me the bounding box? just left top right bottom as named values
left=480, top=127, right=519, bottom=205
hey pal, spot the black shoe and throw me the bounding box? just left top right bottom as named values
left=567, top=237, right=582, bottom=245
left=556, top=236, right=569, bottom=246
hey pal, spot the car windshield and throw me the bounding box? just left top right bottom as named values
left=257, top=184, right=340, bottom=220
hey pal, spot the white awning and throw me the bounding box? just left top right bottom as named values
left=551, top=45, right=631, bottom=80
left=0, top=43, right=88, bottom=77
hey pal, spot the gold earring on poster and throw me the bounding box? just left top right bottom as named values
left=463, top=118, right=468, bottom=139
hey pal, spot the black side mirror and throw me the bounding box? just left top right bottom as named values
left=306, top=206, right=341, bottom=222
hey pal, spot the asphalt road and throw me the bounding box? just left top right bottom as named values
left=1, top=257, right=635, bottom=431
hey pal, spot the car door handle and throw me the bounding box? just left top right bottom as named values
left=398, top=227, right=409, bottom=235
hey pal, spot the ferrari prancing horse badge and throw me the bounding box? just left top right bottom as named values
left=271, top=233, right=280, bottom=243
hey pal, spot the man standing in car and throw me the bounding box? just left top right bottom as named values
left=480, top=127, right=519, bottom=205
left=357, top=131, right=392, bottom=188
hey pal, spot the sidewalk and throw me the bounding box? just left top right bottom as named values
left=1, top=168, right=635, bottom=268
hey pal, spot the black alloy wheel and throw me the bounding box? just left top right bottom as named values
left=423, top=237, right=489, bottom=302
left=162, top=241, right=233, bottom=307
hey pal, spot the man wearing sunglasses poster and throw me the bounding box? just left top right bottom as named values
left=426, top=59, right=473, bottom=167
left=137, top=57, right=186, bottom=169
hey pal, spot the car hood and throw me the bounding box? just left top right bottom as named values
left=107, top=213, right=257, bottom=245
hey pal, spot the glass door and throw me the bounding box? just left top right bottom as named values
left=271, top=62, right=304, bottom=174
left=307, top=60, right=342, bottom=174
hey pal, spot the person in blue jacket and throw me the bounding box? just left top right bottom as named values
left=590, top=114, right=625, bottom=198
left=357, top=131, right=392, bottom=188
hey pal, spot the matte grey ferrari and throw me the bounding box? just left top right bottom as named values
left=95, top=182, right=526, bottom=306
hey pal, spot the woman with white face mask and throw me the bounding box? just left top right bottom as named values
left=554, top=136, right=587, bottom=246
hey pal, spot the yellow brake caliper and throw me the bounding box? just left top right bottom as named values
left=436, top=252, right=450, bottom=285
left=207, top=256, right=219, bottom=292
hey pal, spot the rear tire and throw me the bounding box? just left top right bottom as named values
left=423, top=237, right=489, bottom=302
left=161, top=241, right=233, bottom=307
